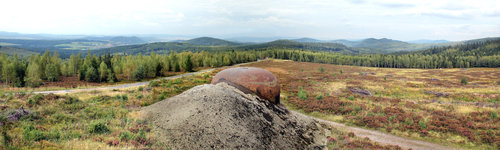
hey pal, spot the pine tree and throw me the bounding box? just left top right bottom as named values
left=98, top=62, right=108, bottom=82
left=174, top=62, right=180, bottom=72
left=132, top=65, right=145, bottom=81
left=183, top=54, right=194, bottom=72
left=45, top=63, right=58, bottom=82
left=85, top=67, right=98, bottom=82
left=25, top=63, right=42, bottom=87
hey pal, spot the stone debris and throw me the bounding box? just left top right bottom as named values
left=348, top=87, right=372, bottom=96
left=141, top=83, right=329, bottom=149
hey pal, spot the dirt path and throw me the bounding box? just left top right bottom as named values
left=291, top=111, right=459, bottom=150
left=33, top=61, right=260, bottom=94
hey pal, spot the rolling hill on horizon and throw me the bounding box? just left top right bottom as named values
left=1, top=35, right=498, bottom=59
left=0, top=46, right=39, bottom=57
left=184, top=37, right=242, bottom=46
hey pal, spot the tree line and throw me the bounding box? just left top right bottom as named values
left=1, top=50, right=261, bottom=87
left=1, top=39, right=498, bottom=87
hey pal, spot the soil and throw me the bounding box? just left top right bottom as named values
left=140, top=83, right=330, bottom=149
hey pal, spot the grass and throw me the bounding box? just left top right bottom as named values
left=242, top=59, right=500, bottom=149
left=0, top=69, right=219, bottom=149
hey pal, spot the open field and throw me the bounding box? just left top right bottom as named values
left=0, top=70, right=218, bottom=149
left=0, top=67, right=405, bottom=149
left=1, top=59, right=498, bottom=149
left=241, top=59, right=499, bottom=149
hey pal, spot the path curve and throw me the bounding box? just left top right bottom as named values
left=34, top=61, right=260, bottom=94
left=291, top=111, right=459, bottom=150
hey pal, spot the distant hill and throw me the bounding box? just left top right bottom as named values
left=109, top=36, right=146, bottom=45
left=410, top=38, right=500, bottom=56
left=0, top=46, right=38, bottom=57
left=407, top=39, right=450, bottom=44
left=331, top=38, right=431, bottom=53
left=184, top=37, right=241, bottom=46
left=239, top=40, right=356, bottom=53
left=330, top=39, right=359, bottom=47
left=96, top=38, right=367, bottom=55
left=355, top=38, right=411, bottom=49
left=291, top=38, right=322, bottom=43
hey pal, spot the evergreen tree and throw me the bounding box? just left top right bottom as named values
left=183, top=54, right=194, bottom=72
left=85, top=67, right=98, bottom=82
left=132, top=65, right=145, bottom=81
left=25, top=63, right=42, bottom=87
left=45, top=63, right=58, bottom=82
left=98, top=62, right=108, bottom=82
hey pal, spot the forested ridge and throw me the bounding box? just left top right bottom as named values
left=0, top=39, right=498, bottom=87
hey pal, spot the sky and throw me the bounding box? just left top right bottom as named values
left=1, top=0, right=499, bottom=41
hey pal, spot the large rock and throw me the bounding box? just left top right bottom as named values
left=141, top=83, right=328, bottom=149
left=211, top=67, right=280, bottom=104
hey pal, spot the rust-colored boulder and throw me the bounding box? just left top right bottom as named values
left=211, top=67, right=280, bottom=104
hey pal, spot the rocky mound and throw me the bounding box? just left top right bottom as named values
left=141, top=83, right=329, bottom=149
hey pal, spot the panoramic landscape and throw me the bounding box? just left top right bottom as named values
left=1, top=0, right=499, bottom=149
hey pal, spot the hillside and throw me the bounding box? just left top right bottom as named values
left=407, top=39, right=450, bottom=44
left=331, top=38, right=434, bottom=53
left=410, top=38, right=500, bottom=56
left=355, top=38, right=410, bottom=49
left=108, top=36, right=146, bottom=45
left=0, top=46, right=38, bottom=57
left=184, top=37, right=241, bottom=46
left=97, top=38, right=369, bottom=55
left=291, top=37, right=322, bottom=43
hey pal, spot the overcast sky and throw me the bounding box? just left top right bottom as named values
left=1, top=0, right=499, bottom=41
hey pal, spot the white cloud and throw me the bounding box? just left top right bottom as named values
left=0, top=0, right=498, bottom=40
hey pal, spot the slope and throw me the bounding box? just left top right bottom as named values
left=184, top=37, right=241, bottom=46
left=0, top=46, right=38, bottom=57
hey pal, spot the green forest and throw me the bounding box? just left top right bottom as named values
left=1, top=39, right=499, bottom=87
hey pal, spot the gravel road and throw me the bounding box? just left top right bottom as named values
left=291, top=111, right=459, bottom=150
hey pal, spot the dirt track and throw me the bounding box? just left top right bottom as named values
left=33, top=68, right=216, bottom=94
left=33, top=61, right=260, bottom=94
left=292, top=111, right=459, bottom=150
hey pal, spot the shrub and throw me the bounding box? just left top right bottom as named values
left=138, top=86, right=144, bottom=91
left=316, top=94, right=324, bottom=100
left=348, top=95, right=355, bottom=101
left=298, top=86, right=307, bottom=100
left=88, top=121, right=110, bottom=134
left=339, top=69, right=343, bottom=74
left=64, top=97, right=79, bottom=104
left=119, top=131, right=134, bottom=141
left=354, top=106, right=362, bottom=112
left=149, top=81, right=159, bottom=87
left=203, top=74, right=210, bottom=79
left=418, top=120, right=427, bottom=129
left=319, top=66, right=325, bottom=73
left=461, top=77, right=468, bottom=85
left=136, top=94, right=143, bottom=99
left=22, top=125, right=46, bottom=141
left=490, top=111, right=498, bottom=120
left=121, top=94, right=128, bottom=101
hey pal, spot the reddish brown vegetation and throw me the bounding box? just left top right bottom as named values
left=243, top=60, right=500, bottom=146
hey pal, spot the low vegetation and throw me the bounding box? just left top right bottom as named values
left=243, top=60, right=499, bottom=149
left=0, top=70, right=218, bottom=149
